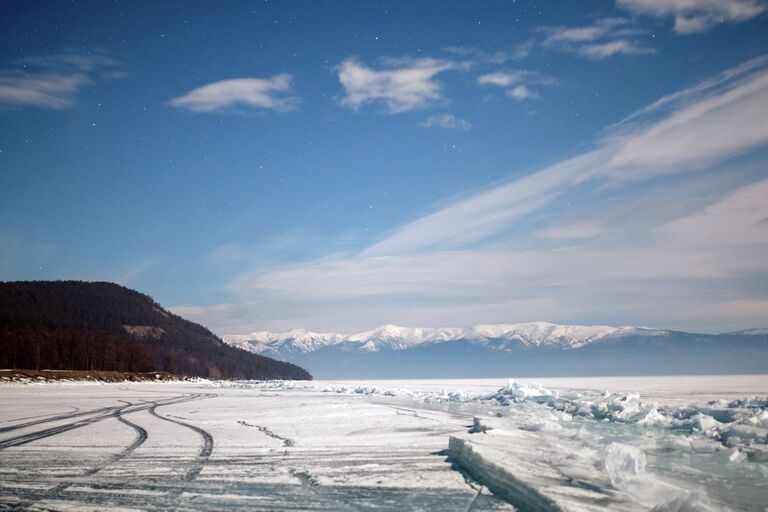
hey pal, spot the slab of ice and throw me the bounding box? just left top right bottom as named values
left=449, top=413, right=725, bottom=512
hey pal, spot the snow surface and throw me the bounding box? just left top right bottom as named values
left=1, top=375, right=766, bottom=511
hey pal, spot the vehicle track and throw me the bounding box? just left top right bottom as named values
left=0, top=406, right=81, bottom=425
left=0, top=405, right=122, bottom=433
left=5, top=402, right=152, bottom=511
left=0, top=393, right=211, bottom=434
left=0, top=408, right=123, bottom=450
left=82, top=401, right=149, bottom=476
left=1, top=393, right=217, bottom=509
left=149, top=403, right=214, bottom=490
left=0, top=393, right=211, bottom=450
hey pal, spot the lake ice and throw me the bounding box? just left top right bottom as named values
left=0, top=375, right=766, bottom=511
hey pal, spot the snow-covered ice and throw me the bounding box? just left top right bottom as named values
left=0, top=375, right=766, bottom=510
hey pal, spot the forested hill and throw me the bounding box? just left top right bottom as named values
left=0, top=281, right=311, bottom=380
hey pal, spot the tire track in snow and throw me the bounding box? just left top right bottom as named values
left=149, top=403, right=214, bottom=486
left=2, top=394, right=215, bottom=508
left=0, top=409, right=122, bottom=450
left=82, top=401, right=148, bottom=476
left=9, top=402, right=151, bottom=511
left=0, top=393, right=209, bottom=450
left=0, top=406, right=81, bottom=425
left=0, top=405, right=122, bottom=433
left=0, top=393, right=210, bottom=434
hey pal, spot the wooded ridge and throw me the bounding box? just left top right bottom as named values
left=0, top=281, right=311, bottom=380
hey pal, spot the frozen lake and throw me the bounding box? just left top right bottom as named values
left=0, top=375, right=766, bottom=511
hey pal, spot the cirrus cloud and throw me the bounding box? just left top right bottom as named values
left=0, top=52, right=122, bottom=110
left=170, top=74, right=300, bottom=113
left=541, top=18, right=654, bottom=59
left=477, top=70, right=555, bottom=101
left=336, top=57, right=456, bottom=113
left=617, top=0, right=767, bottom=34
left=420, top=113, right=472, bottom=130
left=191, top=56, right=768, bottom=334
left=363, top=55, right=768, bottom=257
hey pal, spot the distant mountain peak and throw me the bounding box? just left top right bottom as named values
left=221, top=321, right=768, bottom=380
left=223, top=321, right=645, bottom=355
left=724, top=328, right=768, bottom=335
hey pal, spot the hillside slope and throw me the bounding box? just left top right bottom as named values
left=0, top=281, right=311, bottom=380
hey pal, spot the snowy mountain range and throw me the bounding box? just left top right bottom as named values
left=225, top=322, right=645, bottom=355
left=223, top=322, right=768, bottom=379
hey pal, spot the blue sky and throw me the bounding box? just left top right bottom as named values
left=2, top=0, right=768, bottom=334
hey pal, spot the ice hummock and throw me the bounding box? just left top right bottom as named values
left=209, top=377, right=768, bottom=510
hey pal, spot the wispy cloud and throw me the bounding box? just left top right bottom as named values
left=420, top=113, right=471, bottom=130
left=536, top=220, right=607, bottom=240
left=617, top=0, right=768, bottom=34
left=115, top=258, right=159, bottom=286
left=205, top=243, right=250, bottom=265
left=239, top=176, right=768, bottom=297
left=19, top=53, right=121, bottom=73
left=603, top=62, right=768, bottom=178
left=605, top=55, right=768, bottom=133
left=0, top=73, right=90, bottom=110
left=577, top=40, right=654, bottom=59
left=478, top=70, right=555, bottom=101
left=508, top=86, right=534, bottom=100
left=0, top=52, right=122, bottom=110
left=207, top=56, right=768, bottom=334
left=541, top=18, right=654, bottom=59
left=443, top=43, right=534, bottom=64
left=169, top=74, right=300, bottom=113
left=477, top=71, right=526, bottom=87
left=362, top=56, right=768, bottom=256
left=222, top=178, right=768, bottom=333
left=336, top=57, right=455, bottom=113
left=360, top=150, right=603, bottom=256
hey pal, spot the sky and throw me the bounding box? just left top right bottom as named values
left=1, top=0, right=768, bottom=335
